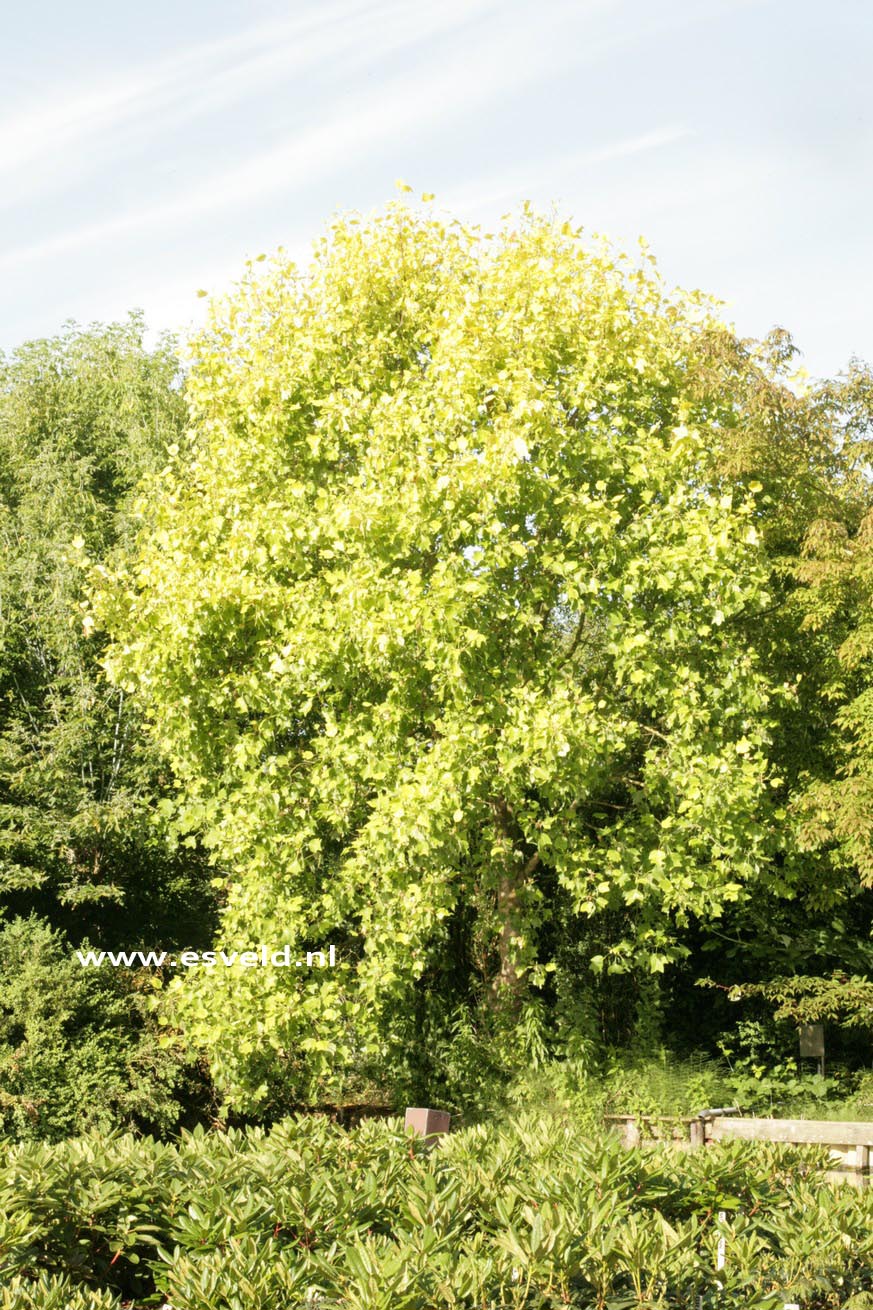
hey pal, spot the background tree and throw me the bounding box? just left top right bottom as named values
left=0, top=315, right=215, bottom=947
left=791, top=360, right=873, bottom=881
left=662, top=347, right=873, bottom=1057
left=0, top=317, right=218, bottom=1140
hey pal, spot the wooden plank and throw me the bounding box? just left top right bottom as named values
left=604, top=1114, right=692, bottom=1123
left=707, top=1117, right=873, bottom=1147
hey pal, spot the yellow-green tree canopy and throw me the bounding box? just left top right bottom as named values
left=95, top=202, right=781, bottom=1111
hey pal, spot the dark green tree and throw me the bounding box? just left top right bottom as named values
left=0, top=315, right=216, bottom=949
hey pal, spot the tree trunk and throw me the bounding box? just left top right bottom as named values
left=494, top=867, right=523, bottom=1003
left=488, top=796, right=538, bottom=1008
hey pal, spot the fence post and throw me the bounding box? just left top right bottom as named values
left=621, top=1118, right=642, bottom=1149
left=692, top=1106, right=739, bottom=1151
left=404, top=1107, right=451, bottom=1145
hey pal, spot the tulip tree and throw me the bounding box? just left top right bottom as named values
left=95, top=200, right=779, bottom=1109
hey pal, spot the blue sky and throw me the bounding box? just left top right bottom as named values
left=2, top=0, right=870, bottom=377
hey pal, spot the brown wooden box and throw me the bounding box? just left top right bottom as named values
left=404, top=1107, right=451, bottom=1141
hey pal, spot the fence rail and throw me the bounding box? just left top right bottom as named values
left=605, top=1111, right=873, bottom=1176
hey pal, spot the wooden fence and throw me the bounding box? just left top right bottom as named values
left=605, top=1110, right=873, bottom=1178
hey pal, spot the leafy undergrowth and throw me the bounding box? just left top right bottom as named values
left=1, top=1112, right=871, bottom=1308
left=506, top=1049, right=873, bottom=1128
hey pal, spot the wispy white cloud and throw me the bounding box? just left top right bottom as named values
left=0, top=2, right=608, bottom=274
left=0, top=0, right=500, bottom=194
left=2, top=0, right=864, bottom=380
left=0, top=0, right=360, bottom=178
left=441, top=127, right=694, bottom=217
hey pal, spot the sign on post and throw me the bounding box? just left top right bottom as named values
left=799, top=1023, right=825, bottom=1076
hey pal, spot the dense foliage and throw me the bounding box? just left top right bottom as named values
left=0, top=317, right=217, bottom=1135
left=92, top=203, right=824, bottom=1111
left=1, top=197, right=872, bottom=1139
left=0, top=314, right=215, bottom=939
left=3, top=1112, right=873, bottom=1309
left=90, top=201, right=873, bottom=1114
left=0, top=915, right=208, bottom=1142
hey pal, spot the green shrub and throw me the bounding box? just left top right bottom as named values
left=505, top=1050, right=733, bottom=1131
left=1, top=1111, right=873, bottom=1307
left=507, top=1046, right=865, bottom=1131
left=0, top=1276, right=120, bottom=1310
left=0, top=915, right=199, bottom=1141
